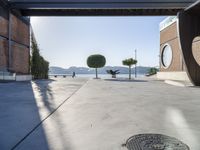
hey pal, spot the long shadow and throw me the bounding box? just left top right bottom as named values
left=0, top=78, right=75, bottom=149
left=0, top=81, right=50, bottom=150
left=33, top=79, right=55, bottom=112
left=31, top=79, right=74, bottom=149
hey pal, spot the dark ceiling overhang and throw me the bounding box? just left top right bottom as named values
left=185, top=0, right=200, bottom=15
left=17, top=9, right=182, bottom=16
left=5, top=0, right=199, bottom=16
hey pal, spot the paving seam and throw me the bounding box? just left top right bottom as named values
left=11, top=80, right=89, bottom=150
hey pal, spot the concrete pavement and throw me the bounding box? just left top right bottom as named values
left=1, top=77, right=200, bottom=150
left=0, top=78, right=87, bottom=150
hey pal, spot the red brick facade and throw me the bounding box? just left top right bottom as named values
left=160, top=20, right=200, bottom=72
left=0, top=15, right=8, bottom=37
left=11, top=14, right=30, bottom=46
left=0, top=5, right=30, bottom=74
left=0, top=39, right=8, bottom=68
left=11, top=44, right=30, bottom=74
left=160, top=22, right=185, bottom=72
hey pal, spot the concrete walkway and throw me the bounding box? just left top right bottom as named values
left=1, top=77, right=200, bottom=150
left=0, top=78, right=87, bottom=150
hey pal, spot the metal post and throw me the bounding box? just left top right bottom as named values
left=135, top=49, right=137, bottom=78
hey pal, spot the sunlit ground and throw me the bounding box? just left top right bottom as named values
left=0, top=77, right=200, bottom=150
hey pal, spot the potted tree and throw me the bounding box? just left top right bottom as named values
left=106, top=70, right=120, bottom=78
left=146, top=67, right=159, bottom=76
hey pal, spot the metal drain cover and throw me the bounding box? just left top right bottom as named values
left=126, top=134, right=189, bottom=150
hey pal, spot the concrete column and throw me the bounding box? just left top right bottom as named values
left=178, top=11, right=200, bottom=86
left=8, top=10, right=12, bottom=71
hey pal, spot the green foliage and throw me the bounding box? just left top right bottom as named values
left=122, top=58, right=137, bottom=67
left=106, top=70, right=120, bottom=78
left=31, top=34, right=49, bottom=79
left=148, top=67, right=159, bottom=75
left=87, top=54, right=106, bottom=78
left=87, top=54, right=106, bottom=68
left=106, top=70, right=120, bottom=75
left=122, top=58, right=137, bottom=80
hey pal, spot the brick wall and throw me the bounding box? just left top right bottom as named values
left=11, top=44, right=29, bottom=74
left=160, top=21, right=200, bottom=72
left=11, top=14, right=30, bottom=46
left=160, top=22, right=184, bottom=72
left=10, top=14, right=30, bottom=74
left=0, top=16, right=8, bottom=38
left=0, top=4, right=30, bottom=74
left=0, top=38, right=8, bottom=70
left=0, top=5, right=8, bottom=70
left=0, top=5, right=8, bottom=38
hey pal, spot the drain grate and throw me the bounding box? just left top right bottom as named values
left=126, top=134, right=189, bottom=150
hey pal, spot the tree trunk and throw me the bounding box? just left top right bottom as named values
left=95, top=68, right=98, bottom=79
left=129, top=66, right=131, bottom=80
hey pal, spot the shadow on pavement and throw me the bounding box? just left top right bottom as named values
left=0, top=81, right=49, bottom=150
left=0, top=79, right=74, bottom=149
left=32, top=79, right=74, bottom=149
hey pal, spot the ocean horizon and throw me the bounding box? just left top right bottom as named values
left=49, top=73, right=145, bottom=78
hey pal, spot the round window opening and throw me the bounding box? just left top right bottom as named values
left=161, top=44, right=173, bottom=68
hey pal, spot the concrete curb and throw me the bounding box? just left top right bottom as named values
left=164, top=80, right=186, bottom=87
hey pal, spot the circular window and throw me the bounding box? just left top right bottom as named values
left=161, top=44, right=173, bottom=68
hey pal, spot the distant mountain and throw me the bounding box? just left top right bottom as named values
left=49, top=66, right=69, bottom=74
left=49, top=66, right=152, bottom=75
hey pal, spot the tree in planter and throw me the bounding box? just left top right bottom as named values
left=147, top=67, right=159, bottom=76
left=87, top=54, right=106, bottom=79
left=122, top=58, right=137, bottom=80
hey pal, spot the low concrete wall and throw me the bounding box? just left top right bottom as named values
left=157, top=71, right=190, bottom=81
left=0, top=75, right=32, bottom=81
left=0, top=75, right=15, bottom=80
left=16, top=75, right=32, bottom=81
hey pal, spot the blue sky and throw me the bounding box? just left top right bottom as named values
left=31, top=16, right=165, bottom=68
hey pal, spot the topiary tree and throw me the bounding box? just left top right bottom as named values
left=87, top=54, right=106, bottom=79
left=122, top=58, right=137, bottom=80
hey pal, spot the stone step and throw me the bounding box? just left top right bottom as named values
left=0, top=71, right=16, bottom=81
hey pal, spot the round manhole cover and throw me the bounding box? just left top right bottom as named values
left=126, top=134, right=189, bottom=150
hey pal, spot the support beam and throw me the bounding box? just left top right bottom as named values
left=8, top=0, right=196, bottom=16
left=10, top=1, right=194, bottom=9
left=19, top=8, right=181, bottom=16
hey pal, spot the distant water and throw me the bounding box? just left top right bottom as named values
left=49, top=74, right=145, bottom=79
left=75, top=74, right=145, bottom=79
left=49, top=73, right=145, bottom=79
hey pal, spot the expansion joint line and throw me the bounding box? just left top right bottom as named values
left=11, top=80, right=88, bottom=150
